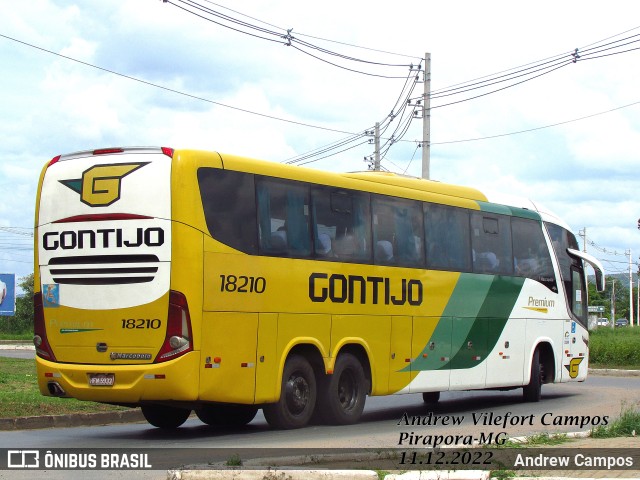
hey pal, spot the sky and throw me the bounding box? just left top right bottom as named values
left=1, top=0, right=639, bottom=290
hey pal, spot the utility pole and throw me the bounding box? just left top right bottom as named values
left=636, top=259, right=639, bottom=327
left=374, top=122, right=380, bottom=171
left=611, top=279, right=616, bottom=329
left=579, top=228, right=589, bottom=291
left=421, top=52, right=431, bottom=180
left=629, top=249, right=634, bottom=327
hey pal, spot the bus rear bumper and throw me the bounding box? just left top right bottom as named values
left=35, top=352, right=200, bottom=404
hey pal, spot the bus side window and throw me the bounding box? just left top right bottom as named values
left=545, top=222, right=585, bottom=323
left=197, top=168, right=258, bottom=254
left=372, top=196, right=424, bottom=267
left=571, top=267, right=585, bottom=318
left=424, top=204, right=471, bottom=272
left=256, top=178, right=311, bottom=257
left=310, top=188, right=371, bottom=262
left=471, top=213, right=513, bottom=275
left=511, top=217, right=557, bottom=291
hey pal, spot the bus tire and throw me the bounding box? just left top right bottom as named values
left=141, top=404, right=191, bottom=429
left=523, top=349, right=542, bottom=402
left=316, top=353, right=366, bottom=425
left=263, top=354, right=317, bottom=429
left=196, top=404, right=258, bottom=427
left=422, top=391, right=440, bottom=406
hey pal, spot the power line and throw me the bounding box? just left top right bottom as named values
left=2, top=23, right=639, bottom=167
left=431, top=99, right=640, bottom=145
left=0, top=32, right=357, bottom=136
left=195, top=0, right=421, bottom=60
left=164, top=0, right=416, bottom=78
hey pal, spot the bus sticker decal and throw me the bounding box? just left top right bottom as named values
left=42, top=284, right=60, bottom=308
left=60, top=162, right=149, bottom=207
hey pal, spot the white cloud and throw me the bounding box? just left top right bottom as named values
left=1, top=0, right=640, bottom=284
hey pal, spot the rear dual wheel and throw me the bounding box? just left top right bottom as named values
left=263, top=354, right=317, bottom=429
left=316, top=353, right=367, bottom=425
left=141, top=404, right=191, bottom=429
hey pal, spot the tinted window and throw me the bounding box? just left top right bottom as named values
left=256, top=178, right=311, bottom=257
left=471, top=212, right=513, bottom=275
left=371, top=196, right=424, bottom=267
left=511, top=217, right=557, bottom=291
left=424, top=203, right=471, bottom=272
left=311, top=188, right=371, bottom=262
left=424, top=204, right=471, bottom=272
left=546, top=222, right=585, bottom=322
left=198, top=168, right=258, bottom=254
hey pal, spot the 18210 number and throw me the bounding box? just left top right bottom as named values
left=121, top=318, right=161, bottom=329
left=219, top=275, right=266, bottom=293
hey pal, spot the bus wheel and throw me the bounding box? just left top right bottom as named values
left=263, top=354, right=317, bottom=429
left=523, top=349, right=542, bottom=402
left=196, top=405, right=258, bottom=427
left=141, top=404, right=191, bottom=429
left=422, top=391, right=440, bottom=406
left=317, top=353, right=366, bottom=425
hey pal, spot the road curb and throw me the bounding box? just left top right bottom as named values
left=0, top=409, right=144, bottom=430
left=168, top=470, right=381, bottom=480
left=167, top=469, right=490, bottom=480
left=589, top=368, right=640, bottom=377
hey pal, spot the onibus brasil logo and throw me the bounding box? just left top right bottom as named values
left=60, top=162, right=149, bottom=207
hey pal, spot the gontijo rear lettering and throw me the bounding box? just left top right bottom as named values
left=42, top=227, right=164, bottom=250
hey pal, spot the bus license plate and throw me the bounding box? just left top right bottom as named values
left=88, top=374, right=115, bottom=386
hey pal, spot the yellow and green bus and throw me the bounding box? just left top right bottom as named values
left=34, top=147, right=605, bottom=429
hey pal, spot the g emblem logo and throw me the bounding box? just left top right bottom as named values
left=564, top=357, right=584, bottom=379
left=60, top=162, right=149, bottom=207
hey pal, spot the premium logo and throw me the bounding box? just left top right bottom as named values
left=60, top=162, right=149, bottom=207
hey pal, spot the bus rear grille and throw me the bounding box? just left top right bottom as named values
left=47, top=254, right=160, bottom=285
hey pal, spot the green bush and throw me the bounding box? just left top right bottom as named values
left=590, top=327, right=640, bottom=368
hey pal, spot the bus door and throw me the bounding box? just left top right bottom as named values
left=389, top=316, right=412, bottom=393
left=561, top=265, right=588, bottom=381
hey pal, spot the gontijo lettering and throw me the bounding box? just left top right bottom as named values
left=42, top=227, right=164, bottom=250
left=309, top=272, right=423, bottom=305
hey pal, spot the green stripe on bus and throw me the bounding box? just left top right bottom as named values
left=405, top=274, right=525, bottom=372
left=477, top=201, right=541, bottom=221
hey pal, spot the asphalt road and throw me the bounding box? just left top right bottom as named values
left=1, top=347, right=638, bottom=479
left=1, top=375, right=637, bottom=448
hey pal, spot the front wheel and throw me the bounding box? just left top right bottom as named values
left=141, top=404, right=191, bottom=429
left=316, top=353, right=367, bottom=425
left=196, top=404, right=258, bottom=427
left=263, top=354, right=317, bottom=429
left=523, top=349, right=542, bottom=402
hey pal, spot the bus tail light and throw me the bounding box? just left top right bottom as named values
left=155, top=291, right=193, bottom=363
left=33, top=293, right=57, bottom=361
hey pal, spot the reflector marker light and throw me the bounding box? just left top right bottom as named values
left=93, top=148, right=124, bottom=155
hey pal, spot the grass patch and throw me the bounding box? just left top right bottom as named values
left=225, top=454, right=242, bottom=467
left=0, top=333, right=32, bottom=341
left=591, top=404, right=640, bottom=438
left=589, top=327, right=640, bottom=368
left=521, top=432, right=568, bottom=446
left=0, top=357, right=127, bottom=418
